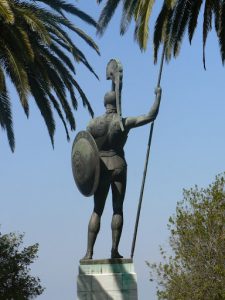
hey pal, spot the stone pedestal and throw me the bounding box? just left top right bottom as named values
left=77, top=258, right=138, bottom=300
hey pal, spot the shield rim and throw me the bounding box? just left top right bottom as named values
left=71, top=130, right=100, bottom=197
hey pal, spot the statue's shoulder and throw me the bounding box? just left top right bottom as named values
left=87, top=114, right=109, bottom=137
left=87, top=115, right=106, bottom=129
left=87, top=118, right=94, bottom=129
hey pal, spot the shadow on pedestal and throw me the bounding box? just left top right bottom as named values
left=77, top=258, right=138, bottom=300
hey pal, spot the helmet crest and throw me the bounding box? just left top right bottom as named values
left=106, top=59, right=124, bottom=131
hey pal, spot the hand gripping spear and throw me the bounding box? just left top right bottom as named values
left=130, top=46, right=166, bottom=259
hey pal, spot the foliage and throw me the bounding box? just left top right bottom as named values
left=148, top=174, right=225, bottom=300
left=97, top=1, right=225, bottom=67
left=0, top=231, right=44, bottom=299
left=97, top=0, right=156, bottom=50
left=0, top=0, right=99, bottom=152
left=153, top=0, right=223, bottom=67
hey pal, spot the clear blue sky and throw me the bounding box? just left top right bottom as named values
left=1, top=2, right=225, bottom=299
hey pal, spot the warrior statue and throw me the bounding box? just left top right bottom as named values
left=72, top=59, right=161, bottom=260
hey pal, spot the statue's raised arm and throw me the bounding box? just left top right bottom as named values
left=124, top=87, right=162, bottom=130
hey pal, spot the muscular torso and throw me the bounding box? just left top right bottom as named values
left=87, top=112, right=128, bottom=170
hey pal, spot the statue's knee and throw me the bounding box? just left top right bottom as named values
left=93, top=207, right=104, bottom=217
left=113, top=203, right=123, bottom=215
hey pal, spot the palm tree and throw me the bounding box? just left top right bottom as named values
left=97, top=1, right=225, bottom=68
left=0, top=0, right=99, bottom=152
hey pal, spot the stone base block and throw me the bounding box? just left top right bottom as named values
left=77, top=258, right=138, bottom=300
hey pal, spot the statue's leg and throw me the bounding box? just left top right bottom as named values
left=111, top=168, right=127, bottom=259
left=82, top=168, right=110, bottom=260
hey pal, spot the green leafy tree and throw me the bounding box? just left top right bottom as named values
left=148, top=174, right=225, bottom=300
left=0, top=0, right=99, bottom=152
left=0, top=231, right=44, bottom=299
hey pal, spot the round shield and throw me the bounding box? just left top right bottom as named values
left=71, top=131, right=100, bottom=197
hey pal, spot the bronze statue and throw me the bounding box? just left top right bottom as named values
left=72, top=59, right=161, bottom=260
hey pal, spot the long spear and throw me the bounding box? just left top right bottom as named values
left=130, top=46, right=166, bottom=259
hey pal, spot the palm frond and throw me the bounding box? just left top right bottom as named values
left=134, top=0, right=146, bottom=21
left=134, top=0, right=155, bottom=51
left=28, top=6, right=100, bottom=55
left=1, top=44, right=30, bottom=116
left=120, top=0, right=138, bottom=35
left=97, top=0, right=121, bottom=36
left=38, top=46, right=89, bottom=118
left=67, top=85, right=77, bottom=110
left=29, top=77, right=55, bottom=146
left=16, top=27, right=35, bottom=61
left=15, top=4, right=51, bottom=45
left=169, top=0, right=186, bottom=47
left=0, top=1, right=14, bottom=24
left=71, top=79, right=94, bottom=118
left=37, top=51, right=76, bottom=129
left=48, top=92, right=71, bottom=141
left=0, top=66, right=15, bottom=151
left=0, top=0, right=99, bottom=151
left=173, top=0, right=193, bottom=57
left=35, top=0, right=97, bottom=27
left=213, top=0, right=221, bottom=36
left=154, top=1, right=173, bottom=63
left=49, top=35, right=72, bottom=52
left=98, top=0, right=225, bottom=76
left=68, top=26, right=100, bottom=55
left=47, top=22, right=99, bottom=79
left=219, top=0, right=225, bottom=63
left=50, top=43, right=75, bottom=74
left=164, top=8, right=174, bottom=62
left=188, top=0, right=203, bottom=43
left=3, top=24, right=34, bottom=63
left=203, top=0, right=213, bottom=69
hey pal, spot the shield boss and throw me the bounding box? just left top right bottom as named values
left=71, top=131, right=100, bottom=197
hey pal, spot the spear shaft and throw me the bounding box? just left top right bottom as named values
left=130, top=46, right=166, bottom=259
